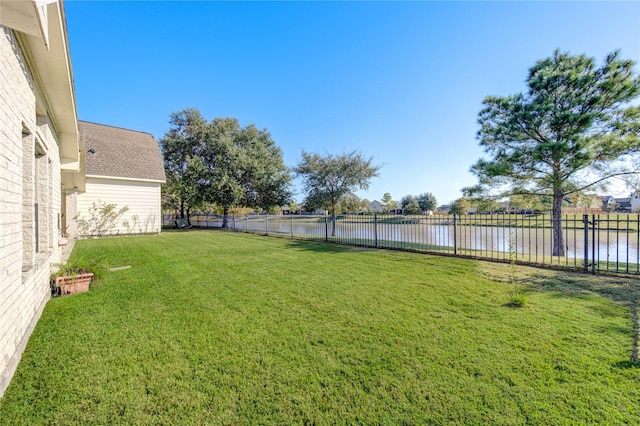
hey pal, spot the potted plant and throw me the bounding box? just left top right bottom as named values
left=50, top=258, right=105, bottom=297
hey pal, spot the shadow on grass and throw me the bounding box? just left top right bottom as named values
left=284, top=238, right=377, bottom=254
left=525, top=269, right=640, bottom=367
left=172, top=228, right=640, bottom=366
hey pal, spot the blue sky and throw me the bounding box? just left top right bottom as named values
left=65, top=1, right=640, bottom=206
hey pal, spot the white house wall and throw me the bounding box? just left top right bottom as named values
left=631, top=193, right=640, bottom=213
left=0, top=26, right=63, bottom=397
left=76, top=177, right=162, bottom=236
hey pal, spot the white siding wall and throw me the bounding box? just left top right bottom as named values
left=631, top=193, right=640, bottom=213
left=0, top=27, right=62, bottom=397
left=76, top=177, right=162, bottom=236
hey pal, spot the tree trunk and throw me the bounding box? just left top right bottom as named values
left=222, top=206, right=229, bottom=229
left=330, top=200, right=337, bottom=237
left=180, top=202, right=185, bottom=219
left=331, top=212, right=337, bottom=237
left=552, top=189, right=565, bottom=257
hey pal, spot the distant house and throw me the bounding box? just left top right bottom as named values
left=615, top=197, right=632, bottom=212
left=600, top=195, right=616, bottom=211
left=72, top=121, right=166, bottom=237
left=390, top=202, right=403, bottom=215
left=438, top=205, right=451, bottom=213
left=369, top=200, right=385, bottom=212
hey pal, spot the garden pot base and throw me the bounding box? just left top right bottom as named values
left=54, top=273, right=94, bottom=296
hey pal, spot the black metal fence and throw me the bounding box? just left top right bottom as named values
left=162, top=212, right=640, bottom=275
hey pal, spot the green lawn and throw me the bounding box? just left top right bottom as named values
left=1, top=231, right=639, bottom=424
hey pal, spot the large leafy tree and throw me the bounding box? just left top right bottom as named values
left=381, top=192, right=396, bottom=212
left=449, top=198, right=471, bottom=216
left=161, top=108, right=208, bottom=219
left=416, top=192, right=438, bottom=212
left=469, top=50, right=640, bottom=256
left=162, top=109, right=292, bottom=228
left=336, top=194, right=362, bottom=214
left=238, top=124, right=292, bottom=212
left=400, top=195, right=416, bottom=210
left=403, top=199, right=421, bottom=215
left=203, top=118, right=292, bottom=227
left=295, top=151, right=380, bottom=236
left=508, top=194, right=553, bottom=213
left=400, top=193, right=437, bottom=214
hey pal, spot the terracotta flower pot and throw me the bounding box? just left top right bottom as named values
left=54, top=273, right=94, bottom=296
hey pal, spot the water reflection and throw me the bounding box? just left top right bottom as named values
left=227, top=216, right=639, bottom=265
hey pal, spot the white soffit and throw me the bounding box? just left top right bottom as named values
left=2, top=0, right=80, bottom=166
left=0, top=1, right=52, bottom=48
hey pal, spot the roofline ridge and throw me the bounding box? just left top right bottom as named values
left=79, top=120, right=155, bottom=138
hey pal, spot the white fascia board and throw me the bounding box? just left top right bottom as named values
left=34, top=0, right=54, bottom=49
left=86, top=175, right=167, bottom=184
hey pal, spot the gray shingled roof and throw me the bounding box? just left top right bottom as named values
left=80, top=121, right=166, bottom=182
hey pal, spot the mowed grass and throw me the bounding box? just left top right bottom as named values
left=1, top=231, right=639, bottom=424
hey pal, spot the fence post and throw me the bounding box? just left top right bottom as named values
left=591, top=214, right=596, bottom=274
left=291, top=214, right=294, bottom=239
left=453, top=214, right=457, bottom=255
left=374, top=213, right=378, bottom=248
left=265, top=215, right=268, bottom=236
left=583, top=214, right=589, bottom=272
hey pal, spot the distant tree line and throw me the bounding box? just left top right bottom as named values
left=161, top=47, right=639, bottom=259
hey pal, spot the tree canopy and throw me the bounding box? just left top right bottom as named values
left=381, top=193, right=396, bottom=211
left=416, top=192, right=438, bottom=212
left=467, top=50, right=640, bottom=256
left=161, top=108, right=292, bottom=227
left=400, top=193, right=437, bottom=214
left=403, top=199, right=422, bottom=215
left=294, top=151, right=380, bottom=235
left=400, top=195, right=416, bottom=210
left=449, top=198, right=471, bottom=216
left=161, top=108, right=208, bottom=219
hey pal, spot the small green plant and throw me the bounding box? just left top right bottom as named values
left=507, top=232, right=527, bottom=308
left=50, top=257, right=107, bottom=297
left=51, top=257, right=108, bottom=282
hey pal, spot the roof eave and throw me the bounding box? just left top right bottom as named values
left=2, top=1, right=80, bottom=169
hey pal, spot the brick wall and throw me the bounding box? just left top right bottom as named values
left=0, top=26, right=63, bottom=397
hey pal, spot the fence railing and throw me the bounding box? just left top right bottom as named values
left=162, top=212, right=640, bottom=275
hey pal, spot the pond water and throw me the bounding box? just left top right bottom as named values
left=225, top=216, right=639, bottom=266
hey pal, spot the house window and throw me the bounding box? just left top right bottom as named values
left=21, top=124, right=51, bottom=274
left=22, top=126, right=35, bottom=272
left=34, top=141, right=50, bottom=253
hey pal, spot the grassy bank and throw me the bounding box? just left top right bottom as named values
left=1, top=231, right=638, bottom=424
